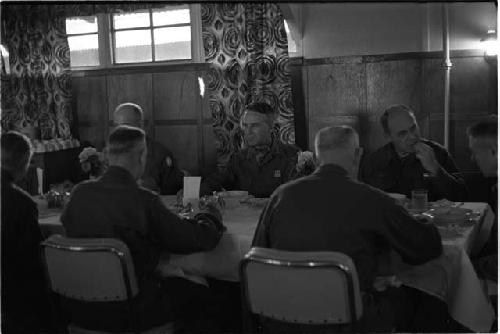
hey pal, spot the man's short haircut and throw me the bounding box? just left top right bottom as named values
left=380, top=104, right=415, bottom=135
left=1, top=131, right=33, bottom=172
left=244, top=102, right=276, bottom=125
left=315, top=125, right=359, bottom=154
left=467, top=115, right=498, bottom=141
left=107, top=125, right=146, bottom=156
left=113, top=102, right=144, bottom=126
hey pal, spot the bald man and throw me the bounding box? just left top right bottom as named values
left=253, top=126, right=442, bottom=332
left=114, top=103, right=183, bottom=194
left=360, top=104, right=466, bottom=201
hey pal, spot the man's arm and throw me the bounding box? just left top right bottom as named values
left=148, top=196, right=224, bottom=254
left=251, top=194, right=279, bottom=247
left=415, top=142, right=467, bottom=201
left=200, top=155, right=238, bottom=196
left=158, top=153, right=184, bottom=195
left=379, top=197, right=443, bottom=265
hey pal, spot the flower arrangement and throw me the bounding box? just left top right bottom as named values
left=78, top=147, right=106, bottom=178
left=296, top=151, right=316, bottom=177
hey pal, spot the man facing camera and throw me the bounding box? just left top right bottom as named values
left=1, top=132, right=53, bottom=333
left=61, top=125, right=225, bottom=333
left=360, top=104, right=466, bottom=201
left=114, top=102, right=184, bottom=194
left=253, top=126, right=443, bottom=331
left=468, top=116, right=497, bottom=282
left=201, top=102, right=299, bottom=198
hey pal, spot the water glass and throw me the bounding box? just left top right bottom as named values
left=411, top=189, right=428, bottom=211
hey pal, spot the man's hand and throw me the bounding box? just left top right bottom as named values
left=414, top=142, right=440, bottom=176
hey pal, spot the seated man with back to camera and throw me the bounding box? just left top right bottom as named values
left=61, top=125, right=226, bottom=333
left=1, top=131, right=53, bottom=333
left=253, top=125, right=443, bottom=332
left=114, top=102, right=184, bottom=194
left=360, top=104, right=466, bottom=201
left=200, top=102, right=299, bottom=198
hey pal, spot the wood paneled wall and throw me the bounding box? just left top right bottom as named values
left=72, top=64, right=216, bottom=176
left=72, top=51, right=496, bottom=176
left=293, top=50, right=497, bottom=171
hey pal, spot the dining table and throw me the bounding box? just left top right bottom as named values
left=38, top=195, right=496, bottom=332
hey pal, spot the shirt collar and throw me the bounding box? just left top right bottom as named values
left=313, top=164, right=349, bottom=178
left=100, top=165, right=138, bottom=186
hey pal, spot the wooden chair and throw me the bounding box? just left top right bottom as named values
left=41, top=234, right=175, bottom=334
left=239, top=247, right=363, bottom=333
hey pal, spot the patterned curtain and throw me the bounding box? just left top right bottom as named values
left=1, top=5, right=75, bottom=140
left=202, top=3, right=295, bottom=166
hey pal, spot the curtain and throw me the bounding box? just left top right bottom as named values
left=1, top=5, right=75, bottom=140
left=202, top=3, right=295, bottom=166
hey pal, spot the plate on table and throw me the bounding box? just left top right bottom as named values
left=240, top=197, right=269, bottom=208
left=217, top=190, right=251, bottom=208
left=427, top=207, right=476, bottom=227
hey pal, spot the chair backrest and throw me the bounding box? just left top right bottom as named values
left=240, top=247, right=363, bottom=325
left=41, top=234, right=138, bottom=302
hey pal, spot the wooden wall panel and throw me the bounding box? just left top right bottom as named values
left=365, top=59, right=423, bottom=152
left=107, top=74, right=153, bottom=130
left=306, top=62, right=365, bottom=150
left=155, top=125, right=199, bottom=175
left=153, top=71, right=199, bottom=120
left=72, top=76, right=107, bottom=123
left=203, top=124, right=218, bottom=176
left=450, top=57, right=493, bottom=115
left=78, top=125, right=105, bottom=149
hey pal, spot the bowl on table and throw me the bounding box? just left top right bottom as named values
left=217, top=190, right=251, bottom=209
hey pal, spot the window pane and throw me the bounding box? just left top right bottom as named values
left=154, top=26, right=191, bottom=60
left=66, top=16, right=97, bottom=34
left=113, top=11, right=150, bottom=30
left=114, top=30, right=152, bottom=63
left=152, top=6, right=190, bottom=26
left=68, top=34, right=99, bottom=67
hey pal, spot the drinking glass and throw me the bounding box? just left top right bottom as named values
left=411, top=189, right=428, bottom=212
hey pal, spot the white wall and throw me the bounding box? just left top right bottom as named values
left=280, top=2, right=497, bottom=59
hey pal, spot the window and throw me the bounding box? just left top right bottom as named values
left=65, top=5, right=202, bottom=69
left=66, top=16, right=99, bottom=67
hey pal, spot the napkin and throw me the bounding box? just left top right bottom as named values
left=36, top=168, right=44, bottom=195
left=183, top=176, right=201, bottom=206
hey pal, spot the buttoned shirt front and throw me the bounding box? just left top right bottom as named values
left=202, top=139, right=299, bottom=198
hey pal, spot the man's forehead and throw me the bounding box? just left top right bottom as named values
left=388, top=111, right=416, bottom=130
left=469, top=135, right=496, bottom=149
left=241, top=110, right=269, bottom=124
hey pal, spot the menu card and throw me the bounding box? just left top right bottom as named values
left=183, top=176, right=201, bottom=206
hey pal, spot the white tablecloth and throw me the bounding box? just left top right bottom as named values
left=38, top=199, right=496, bottom=332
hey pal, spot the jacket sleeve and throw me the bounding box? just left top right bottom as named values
left=148, top=195, right=223, bottom=254
left=430, top=147, right=468, bottom=201
left=378, top=197, right=443, bottom=265
left=251, top=194, right=279, bottom=247
left=200, top=154, right=238, bottom=196
left=158, top=152, right=184, bottom=195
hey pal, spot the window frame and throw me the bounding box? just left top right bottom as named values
left=67, top=4, right=204, bottom=71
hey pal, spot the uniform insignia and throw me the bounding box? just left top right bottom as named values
left=274, top=170, right=281, bottom=178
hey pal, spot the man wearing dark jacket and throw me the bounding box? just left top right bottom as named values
left=360, top=104, right=466, bottom=201
left=61, top=125, right=225, bottom=332
left=1, top=131, right=53, bottom=333
left=201, top=102, right=299, bottom=198
left=114, top=102, right=184, bottom=194
left=253, top=126, right=443, bottom=331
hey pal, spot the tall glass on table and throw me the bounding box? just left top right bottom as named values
left=411, top=189, right=428, bottom=212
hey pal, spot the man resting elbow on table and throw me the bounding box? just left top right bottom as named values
left=360, top=104, right=467, bottom=202
left=252, top=125, right=443, bottom=332
left=61, top=125, right=226, bottom=333
left=199, top=102, right=299, bottom=198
